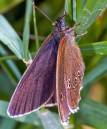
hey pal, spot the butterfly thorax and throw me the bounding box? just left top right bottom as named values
left=54, top=16, right=75, bottom=38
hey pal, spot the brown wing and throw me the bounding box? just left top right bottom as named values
left=56, top=38, right=71, bottom=123
left=64, top=35, right=85, bottom=112
left=64, top=34, right=85, bottom=113
left=56, top=34, right=85, bottom=122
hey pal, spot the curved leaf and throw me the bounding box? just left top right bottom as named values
left=0, top=15, right=24, bottom=59
left=78, top=99, right=107, bottom=129
left=80, top=41, right=107, bottom=55
left=76, top=0, right=107, bottom=34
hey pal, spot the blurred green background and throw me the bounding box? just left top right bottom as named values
left=0, top=0, right=107, bottom=129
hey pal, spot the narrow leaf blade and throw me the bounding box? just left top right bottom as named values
left=0, top=15, right=24, bottom=59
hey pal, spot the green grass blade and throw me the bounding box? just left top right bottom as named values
left=0, top=55, right=16, bottom=61
left=0, top=71, right=15, bottom=97
left=80, top=41, right=107, bottom=56
left=0, top=15, right=24, bottom=60
left=0, top=118, right=16, bottom=129
left=76, top=0, right=107, bottom=34
left=0, top=45, right=21, bottom=84
left=37, top=110, right=63, bottom=129
left=72, top=0, right=77, bottom=21
left=65, top=0, right=72, bottom=19
left=78, top=99, right=107, bottom=129
left=23, top=0, right=32, bottom=61
left=33, top=5, right=39, bottom=51
left=65, top=0, right=77, bottom=21
left=84, top=57, right=107, bottom=87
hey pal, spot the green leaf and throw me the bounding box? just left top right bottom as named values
left=84, top=57, right=107, bottom=87
left=0, top=44, right=21, bottom=84
left=23, top=0, right=32, bottom=61
left=33, top=4, right=39, bottom=51
left=78, top=99, right=107, bottom=129
left=65, top=0, right=72, bottom=19
left=0, top=71, right=14, bottom=96
left=76, top=0, right=107, bottom=34
left=72, top=0, right=77, bottom=21
left=0, top=15, right=24, bottom=60
left=0, top=55, right=16, bottom=61
left=80, top=41, right=107, bottom=55
left=65, top=0, right=76, bottom=21
left=0, top=118, right=16, bottom=129
left=37, top=110, right=63, bottom=129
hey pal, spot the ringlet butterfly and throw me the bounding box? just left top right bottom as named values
left=7, top=4, right=85, bottom=124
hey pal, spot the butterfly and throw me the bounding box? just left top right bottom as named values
left=7, top=16, right=85, bottom=124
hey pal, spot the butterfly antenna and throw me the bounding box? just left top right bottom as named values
left=32, top=2, right=53, bottom=23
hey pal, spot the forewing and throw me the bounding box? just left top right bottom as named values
left=56, top=34, right=85, bottom=123
left=64, top=35, right=85, bottom=113
left=56, top=38, right=71, bottom=123
left=7, top=32, right=60, bottom=117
